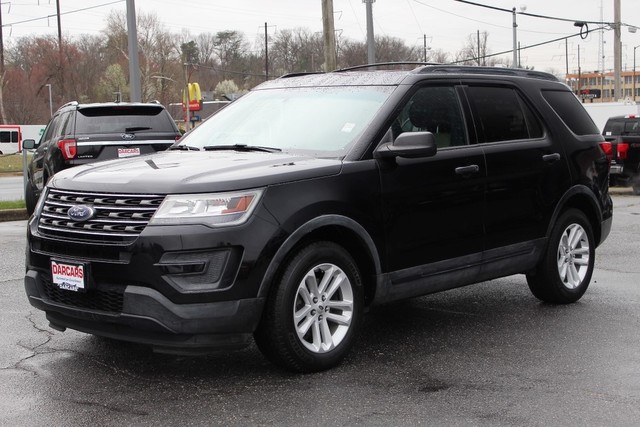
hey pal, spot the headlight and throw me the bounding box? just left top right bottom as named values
left=149, top=189, right=263, bottom=227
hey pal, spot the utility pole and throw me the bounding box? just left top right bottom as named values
left=512, top=7, right=518, bottom=68
left=613, top=0, right=621, bottom=101
left=0, top=3, right=6, bottom=124
left=126, top=0, right=142, bottom=101
left=56, top=0, right=65, bottom=100
left=264, top=23, right=269, bottom=81
left=321, top=0, right=337, bottom=71
left=477, top=30, right=481, bottom=66
left=364, top=0, right=375, bottom=64
left=424, top=34, right=428, bottom=62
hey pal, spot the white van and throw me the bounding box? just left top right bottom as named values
left=0, top=125, right=21, bottom=155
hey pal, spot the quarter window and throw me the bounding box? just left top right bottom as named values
left=466, top=86, right=543, bottom=143
left=542, top=90, right=600, bottom=136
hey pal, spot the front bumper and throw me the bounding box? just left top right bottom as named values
left=25, top=269, right=264, bottom=352
left=24, top=205, right=281, bottom=353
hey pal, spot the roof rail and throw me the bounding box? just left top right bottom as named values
left=417, top=65, right=558, bottom=81
left=335, top=62, right=441, bottom=72
left=279, top=71, right=324, bottom=79
left=59, top=101, right=79, bottom=109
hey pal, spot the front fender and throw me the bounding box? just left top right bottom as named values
left=256, top=214, right=382, bottom=299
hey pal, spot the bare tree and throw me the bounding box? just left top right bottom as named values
left=1, top=21, right=479, bottom=124
left=456, top=32, right=505, bottom=66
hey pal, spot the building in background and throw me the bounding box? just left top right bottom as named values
left=566, top=70, right=640, bottom=103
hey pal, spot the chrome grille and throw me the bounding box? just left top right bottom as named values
left=37, top=189, right=165, bottom=243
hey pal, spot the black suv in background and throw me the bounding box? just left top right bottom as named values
left=23, top=101, right=181, bottom=214
left=24, top=65, right=613, bottom=372
left=602, top=115, right=640, bottom=194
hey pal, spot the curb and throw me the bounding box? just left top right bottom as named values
left=0, top=208, right=29, bottom=222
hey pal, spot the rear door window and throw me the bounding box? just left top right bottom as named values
left=465, top=86, right=543, bottom=143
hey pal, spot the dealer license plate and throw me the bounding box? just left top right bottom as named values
left=51, top=260, right=86, bottom=292
left=117, top=147, right=141, bottom=158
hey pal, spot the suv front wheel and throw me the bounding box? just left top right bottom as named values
left=254, top=241, right=363, bottom=372
left=526, top=209, right=595, bottom=304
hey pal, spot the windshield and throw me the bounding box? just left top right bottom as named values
left=178, top=86, right=394, bottom=157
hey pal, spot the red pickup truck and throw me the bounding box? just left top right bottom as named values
left=602, top=115, right=640, bottom=195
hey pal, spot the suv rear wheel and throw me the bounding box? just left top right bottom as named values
left=526, top=209, right=595, bottom=304
left=254, top=241, right=363, bottom=372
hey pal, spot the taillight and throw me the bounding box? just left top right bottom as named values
left=617, top=142, right=629, bottom=160
left=57, top=139, right=77, bottom=160
left=600, top=142, right=613, bottom=160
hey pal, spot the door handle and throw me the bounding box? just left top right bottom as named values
left=455, top=165, right=480, bottom=175
left=542, top=153, right=561, bottom=163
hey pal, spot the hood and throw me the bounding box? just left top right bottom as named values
left=49, top=150, right=343, bottom=194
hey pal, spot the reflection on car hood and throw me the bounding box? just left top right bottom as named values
left=49, top=151, right=343, bottom=194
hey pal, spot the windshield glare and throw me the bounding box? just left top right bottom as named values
left=180, top=86, right=393, bottom=157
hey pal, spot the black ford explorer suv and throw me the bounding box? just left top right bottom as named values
left=25, top=65, right=613, bottom=373
left=23, top=101, right=182, bottom=215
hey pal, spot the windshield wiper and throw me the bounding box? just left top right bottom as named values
left=203, top=144, right=282, bottom=153
left=168, top=145, right=201, bottom=151
left=125, top=126, right=152, bottom=132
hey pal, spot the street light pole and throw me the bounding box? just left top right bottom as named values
left=184, top=63, right=190, bottom=131
left=45, top=84, right=52, bottom=117
left=634, top=45, right=640, bottom=102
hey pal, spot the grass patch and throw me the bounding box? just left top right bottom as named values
left=0, top=152, right=30, bottom=174
left=0, top=199, right=26, bottom=209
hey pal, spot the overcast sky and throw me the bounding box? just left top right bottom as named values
left=3, top=0, right=640, bottom=75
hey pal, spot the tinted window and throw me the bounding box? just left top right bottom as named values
left=40, top=116, right=59, bottom=143
left=392, top=85, right=467, bottom=147
left=59, top=111, right=75, bottom=137
left=0, top=131, right=18, bottom=143
left=542, top=90, right=600, bottom=135
left=75, top=106, right=176, bottom=134
left=603, top=118, right=640, bottom=136
left=466, top=86, right=543, bottom=143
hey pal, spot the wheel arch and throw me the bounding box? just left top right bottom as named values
left=548, top=185, right=605, bottom=246
left=257, top=215, right=382, bottom=306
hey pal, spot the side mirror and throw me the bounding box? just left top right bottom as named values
left=374, top=131, right=437, bottom=159
left=22, top=139, right=37, bottom=150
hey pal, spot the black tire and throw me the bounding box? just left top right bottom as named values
left=632, top=184, right=640, bottom=196
left=526, top=209, right=595, bottom=304
left=25, top=181, right=38, bottom=216
left=254, top=241, right=363, bottom=373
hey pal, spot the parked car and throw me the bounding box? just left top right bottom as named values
left=22, top=101, right=182, bottom=215
left=24, top=65, right=613, bottom=372
left=601, top=114, right=640, bottom=194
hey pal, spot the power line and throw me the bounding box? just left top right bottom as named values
left=453, top=0, right=613, bottom=26
left=452, top=26, right=610, bottom=66
left=2, top=0, right=125, bottom=28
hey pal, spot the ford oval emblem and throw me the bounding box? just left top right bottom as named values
left=67, top=205, right=96, bottom=222
left=121, top=133, right=136, bottom=140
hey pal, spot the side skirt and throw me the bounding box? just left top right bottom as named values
left=372, top=239, right=546, bottom=305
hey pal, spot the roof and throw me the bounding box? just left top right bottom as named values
left=255, top=63, right=559, bottom=90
